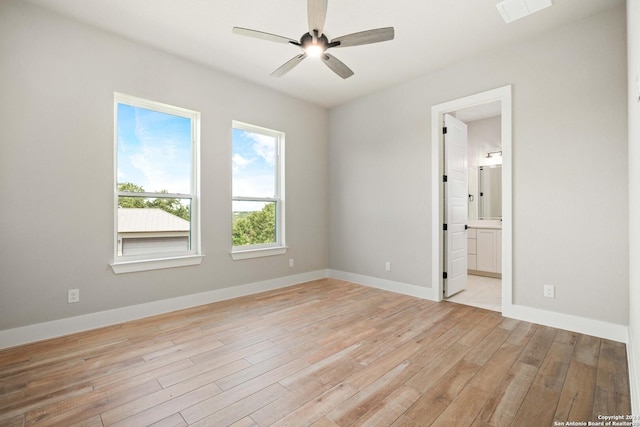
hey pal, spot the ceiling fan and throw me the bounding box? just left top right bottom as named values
left=232, top=0, right=394, bottom=79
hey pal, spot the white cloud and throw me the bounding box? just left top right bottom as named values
left=232, top=153, right=254, bottom=172
left=245, top=132, right=276, bottom=165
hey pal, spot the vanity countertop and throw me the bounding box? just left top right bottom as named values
left=468, top=220, right=502, bottom=230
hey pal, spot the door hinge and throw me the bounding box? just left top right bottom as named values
left=443, top=223, right=448, bottom=231
left=443, top=174, right=448, bottom=182
left=443, top=272, right=448, bottom=279
left=443, top=127, right=448, bottom=134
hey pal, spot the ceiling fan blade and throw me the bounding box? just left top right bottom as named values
left=271, top=54, right=307, bottom=77
left=331, top=27, right=395, bottom=48
left=233, top=27, right=298, bottom=45
left=321, top=53, right=354, bottom=79
left=308, top=0, right=328, bottom=36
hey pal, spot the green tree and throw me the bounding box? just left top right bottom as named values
left=232, top=203, right=276, bottom=246
left=117, top=182, right=190, bottom=221
left=117, top=182, right=146, bottom=209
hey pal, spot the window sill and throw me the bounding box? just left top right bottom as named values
left=111, top=255, right=204, bottom=274
left=231, top=246, right=287, bottom=260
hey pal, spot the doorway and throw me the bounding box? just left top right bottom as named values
left=431, top=86, right=512, bottom=313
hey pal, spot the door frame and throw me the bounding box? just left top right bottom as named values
left=430, top=85, right=512, bottom=312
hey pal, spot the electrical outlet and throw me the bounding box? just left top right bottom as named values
left=385, top=261, right=391, bottom=272
left=289, top=258, right=294, bottom=268
left=543, top=284, right=555, bottom=298
left=68, top=289, right=80, bottom=304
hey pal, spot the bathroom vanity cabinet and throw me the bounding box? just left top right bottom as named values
left=467, top=226, right=502, bottom=278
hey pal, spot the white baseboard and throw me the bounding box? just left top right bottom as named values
left=0, top=268, right=630, bottom=352
left=0, top=269, right=329, bottom=350
left=502, top=304, right=628, bottom=344
left=328, top=269, right=437, bottom=301
left=628, top=330, right=639, bottom=415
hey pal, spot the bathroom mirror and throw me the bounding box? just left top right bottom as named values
left=468, top=165, right=502, bottom=220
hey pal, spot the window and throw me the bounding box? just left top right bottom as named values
left=231, top=121, right=286, bottom=259
left=112, top=93, right=202, bottom=273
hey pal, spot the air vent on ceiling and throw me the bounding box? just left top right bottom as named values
left=497, top=0, right=552, bottom=23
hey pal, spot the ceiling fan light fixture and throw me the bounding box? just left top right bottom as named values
left=305, top=44, right=324, bottom=57
left=301, top=31, right=328, bottom=58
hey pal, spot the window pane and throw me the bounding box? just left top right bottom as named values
left=117, top=197, right=191, bottom=257
left=232, top=201, right=276, bottom=247
left=232, top=128, right=276, bottom=198
left=117, top=103, right=192, bottom=195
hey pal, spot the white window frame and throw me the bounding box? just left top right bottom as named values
left=111, top=93, right=203, bottom=274
left=231, top=121, right=286, bottom=260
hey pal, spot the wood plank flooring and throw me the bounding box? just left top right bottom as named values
left=0, top=278, right=631, bottom=426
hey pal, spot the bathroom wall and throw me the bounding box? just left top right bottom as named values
left=467, top=115, right=502, bottom=168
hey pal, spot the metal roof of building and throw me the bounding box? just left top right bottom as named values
left=117, top=208, right=190, bottom=232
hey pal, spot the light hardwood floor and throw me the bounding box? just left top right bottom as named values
left=0, top=279, right=631, bottom=426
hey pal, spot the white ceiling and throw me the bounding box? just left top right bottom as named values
left=23, top=0, right=623, bottom=108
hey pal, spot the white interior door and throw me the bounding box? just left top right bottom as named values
left=444, top=114, right=468, bottom=297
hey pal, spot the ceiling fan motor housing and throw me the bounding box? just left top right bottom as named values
left=299, top=32, right=339, bottom=51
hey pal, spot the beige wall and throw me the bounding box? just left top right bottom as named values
left=329, top=5, right=628, bottom=325
left=0, top=0, right=329, bottom=331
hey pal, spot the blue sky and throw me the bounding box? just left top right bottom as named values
left=232, top=128, right=277, bottom=200
left=117, top=103, right=192, bottom=194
